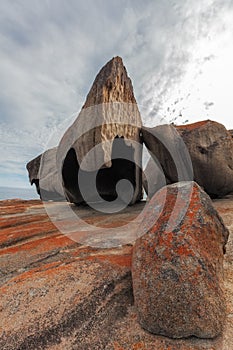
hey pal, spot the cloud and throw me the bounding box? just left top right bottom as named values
left=0, top=0, right=233, bottom=188
left=126, top=0, right=233, bottom=124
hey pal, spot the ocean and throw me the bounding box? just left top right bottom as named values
left=0, top=186, right=147, bottom=201
left=0, top=186, right=39, bottom=200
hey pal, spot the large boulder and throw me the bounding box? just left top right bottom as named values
left=58, top=56, right=142, bottom=205
left=132, top=181, right=229, bottom=339
left=142, top=120, right=233, bottom=198
left=27, top=57, right=143, bottom=205
left=176, top=121, right=233, bottom=197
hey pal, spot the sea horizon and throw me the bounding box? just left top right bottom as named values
left=0, top=186, right=39, bottom=200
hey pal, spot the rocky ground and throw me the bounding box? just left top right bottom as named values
left=0, top=196, right=233, bottom=350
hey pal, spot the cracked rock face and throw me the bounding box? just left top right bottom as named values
left=132, top=181, right=229, bottom=339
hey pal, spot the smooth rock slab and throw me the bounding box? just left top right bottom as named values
left=132, top=181, right=229, bottom=339
left=0, top=198, right=233, bottom=348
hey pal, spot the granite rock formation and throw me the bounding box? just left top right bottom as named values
left=176, top=120, right=233, bottom=197
left=142, top=120, right=233, bottom=198
left=1, top=197, right=233, bottom=349
left=27, top=58, right=233, bottom=204
left=132, top=181, right=229, bottom=339
left=26, top=147, right=66, bottom=201
left=59, top=57, right=142, bottom=204
left=142, top=124, right=193, bottom=198
left=142, top=156, right=169, bottom=198
left=27, top=57, right=142, bottom=205
left=26, top=153, right=41, bottom=194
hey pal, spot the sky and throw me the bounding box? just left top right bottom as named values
left=0, top=0, right=233, bottom=189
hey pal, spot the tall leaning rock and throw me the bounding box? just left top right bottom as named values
left=132, top=181, right=229, bottom=339
left=58, top=56, right=142, bottom=204
left=27, top=57, right=143, bottom=204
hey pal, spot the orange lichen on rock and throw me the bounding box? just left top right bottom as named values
left=132, top=181, right=229, bottom=339
left=86, top=247, right=133, bottom=268
left=0, top=196, right=232, bottom=349
left=0, top=199, right=42, bottom=215
left=0, top=220, right=59, bottom=249
left=175, top=120, right=210, bottom=131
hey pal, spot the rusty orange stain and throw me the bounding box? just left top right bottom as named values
left=175, top=120, right=210, bottom=131
left=86, top=252, right=132, bottom=268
